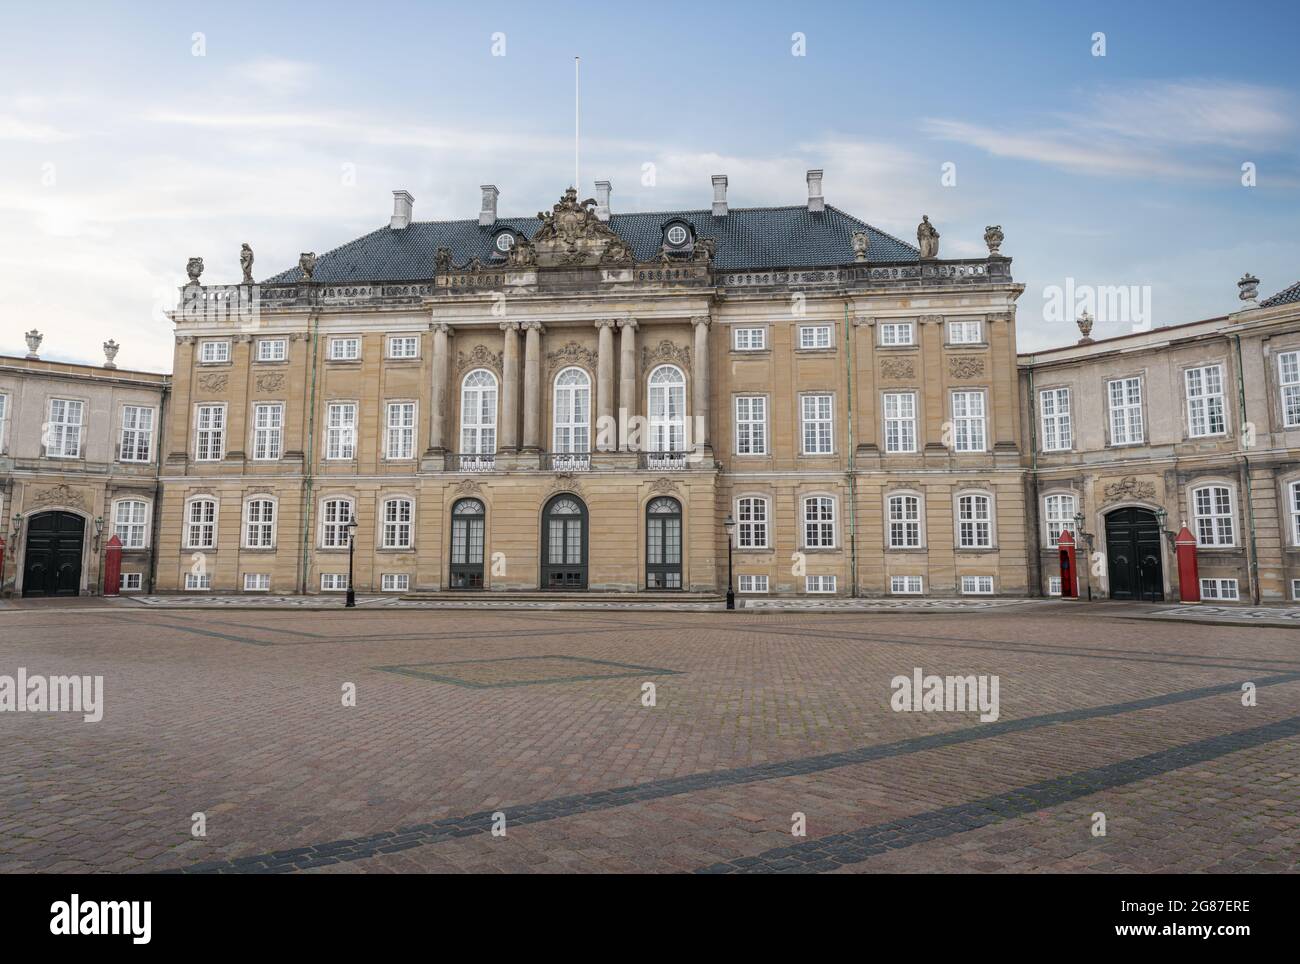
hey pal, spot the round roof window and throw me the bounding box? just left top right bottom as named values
left=665, top=225, right=689, bottom=247
left=494, top=232, right=516, bottom=253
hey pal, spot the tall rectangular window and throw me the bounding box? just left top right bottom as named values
left=952, top=391, right=986, bottom=452
left=1107, top=377, right=1144, bottom=445
left=325, top=403, right=357, bottom=460
left=883, top=392, right=917, bottom=453
left=244, top=499, right=276, bottom=548
left=1278, top=351, right=1299, bottom=427
left=320, top=499, right=353, bottom=548
left=1185, top=365, right=1226, bottom=437
left=186, top=499, right=217, bottom=549
left=113, top=500, right=148, bottom=549
left=386, top=402, right=416, bottom=460
left=803, top=496, right=835, bottom=548
left=195, top=405, right=225, bottom=461
left=119, top=405, right=155, bottom=462
left=1043, top=493, right=1077, bottom=547
left=887, top=494, right=921, bottom=548
left=801, top=394, right=833, bottom=455
left=957, top=493, right=993, bottom=548
left=1039, top=388, right=1072, bottom=452
left=251, top=403, right=283, bottom=460
left=1192, top=485, right=1235, bottom=546
left=735, top=396, right=768, bottom=455
left=47, top=398, right=84, bottom=458
left=1291, top=482, right=1300, bottom=546
left=737, top=497, right=769, bottom=549
left=381, top=499, right=413, bottom=549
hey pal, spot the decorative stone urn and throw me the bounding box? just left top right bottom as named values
left=25, top=329, right=42, bottom=359
left=186, top=257, right=204, bottom=285
left=1237, top=272, right=1260, bottom=305
left=984, top=224, right=1004, bottom=257
left=103, top=339, right=119, bottom=369
left=1076, top=310, right=1094, bottom=345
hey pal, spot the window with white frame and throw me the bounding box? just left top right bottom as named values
left=736, top=497, right=769, bottom=549
left=957, top=493, right=993, bottom=548
left=1046, top=575, right=1062, bottom=596
left=733, top=327, right=766, bottom=351
left=648, top=365, right=686, bottom=452
left=460, top=369, right=498, bottom=454
left=1292, top=578, right=1300, bottom=601
left=244, top=573, right=271, bottom=591
left=381, top=573, right=410, bottom=592
left=1278, top=351, right=1300, bottom=427
left=321, top=573, right=349, bottom=592
left=1039, top=388, right=1072, bottom=452
left=185, top=572, right=212, bottom=591
left=951, top=391, right=986, bottom=452
left=883, top=392, right=917, bottom=453
left=890, top=575, right=923, bottom=594
left=1199, top=578, right=1239, bottom=601
left=805, top=575, right=837, bottom=593
left=801, top=394, right=833, bottom=455
left=328, top=336, right=360, bottom=361
left=256, top=339, right=286, bottom=362
left=1107, top=376, right=1144, bottom=445
left=1185, top=365, right=1226, bottom=437
left=120, top=572, right=143, bottom=591
left=887, top=493, right=922, bottom=548
left=798, top=325, right=832, bottom=350
left=961, top=575, right=994, bottom=595
left=0, top=393, right=8, bottom=452
left=199, top=340, right=230, bottom=364
left=320, top=498, right=354, bottom=548
left=243, top=498, right=276, bottom=548
left=387, top=335, right=419, bottom=359
left=553, top=368, right=591, bottom=453
left=1043, top=493, right=1077, bottom=547
left=185, top=498, right=217, bottom=549
left=803, top=496, right=835, bottom=548
left=252, top=403, right=283, bottom=460
left=47, top=398, right=84, bottom=458
left=113, top=499, right=148, bottom=549
left=947, top=319, right=982, bottom=344
left=738, top=575, right=768, bottom=593
left=119, top=405, right=155, bottom=463
left=325, top=403, right=357, bottom=460
left=385, top=402, right=416, bottom=460
left=879, top=322, right=914, bottom=346
left=1290, top=481, right=1300, bottom=546
left=381, top=498, right=413, bottom=549
left=195, top=404, right=225, bottom=461
left=1192, top=485, right=1235, bottom=546
left=735, top=396, right=768, bottom=455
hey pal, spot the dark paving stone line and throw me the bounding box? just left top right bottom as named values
left=166, top=671, right=1300, bottom=874
left=695, top=714, right=1300, bottom=874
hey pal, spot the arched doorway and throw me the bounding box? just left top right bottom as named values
left=449, top=498, right=486, bottom=589
left=22, top=511, right=85, bottom=597
left=1105, top=506, right=1164, bottom=601
left=646, top=497, right=682, bottom=590
left=541, top=494, right=587, bottom=590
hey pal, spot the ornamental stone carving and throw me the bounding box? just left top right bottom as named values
left=1237, top=273, right=1260, bottom=303
left=24, top=329, right=42, bottom=359
left=547, top=473, right=584, bottom=496
left=435, top=247, right=452, bottom=272
left=103, top=340, right=119, bottom=369
left=28, top=484, right=89, bottom=511
left=457, top=344, right=503, bottom=376
left=649, top=478, right=680, bottom=495
left=851, top=231, right=869, bottom=262
left=298, top=252, right=317, bottom=281
left=641, top=339, right=690, bottom=372
left=453, top=479, right=483, bottom=495
left=983, top=225, right=1004, bottom=256
left=948, top=356, right=986, bottom=379
left=1102, top=476, right=1157, bottom=504
left=255, top=373, right=285, bottom=393
left=880, top=358, right=915, bottom=380
left=196, top=373, right=228, bottom=392
left=546, top=340, right=597, bottom=375
left=185, top=257, right=204, bottom=285
left=531, top=186, right=631, bottom=268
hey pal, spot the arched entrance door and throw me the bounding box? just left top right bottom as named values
left=1105, top=507, right=1164, bottom=601
left=646, top=497, right=682, bottom=590
left=449, top=498, right=486, bottom=589
left=541, top=494, right=587, bottom=590
left=22, top=511, right=85, bottom=597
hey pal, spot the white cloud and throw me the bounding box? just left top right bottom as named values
left=230, top=59, right=319, bottom=94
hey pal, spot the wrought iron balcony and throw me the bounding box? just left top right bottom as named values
left=452, top=453, right=496, bottom=473
left=640, top=451, right=689, bottom=471
left=545, top=452, right=591, bottom=472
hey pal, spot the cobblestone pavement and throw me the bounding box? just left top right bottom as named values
left=0, top=604, right=1295, bottom=874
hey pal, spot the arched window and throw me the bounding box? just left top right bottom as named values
left=648, top=365, right=686, bottom=452
left=381, top=498, right=414, bottom=549
left=542, top=495, right=588, bottom=589
left=320, top=497, right=354, bottom=548
left=1290, top=481, right=1300, bottom=547
left=243, top=497, right=276, bottom=548
left=802, top=496, right=836, bottom=548
left=957, top=493, right=993, bottom=548
left=886, top=493, right=921, bottom=548
left=113, top=499, right=149, bottom=549
left=553, top=367, right=591, bottom=454
left=1191, top=484, right=1235, bottom=546
left=460, top=369, right=498, bottom=455
left=185, top=498, right=217, bottom=549
left=1043, top=493, right=1077, bottom=547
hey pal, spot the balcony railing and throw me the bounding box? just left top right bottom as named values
left=453, top=453, right=496, bottom=472
left=640, top=451, right=689, bottom=471
left=546, top=452, right=591, bottom=472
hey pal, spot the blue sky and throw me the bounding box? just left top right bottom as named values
left=1, top=0, right=1297, bottom=370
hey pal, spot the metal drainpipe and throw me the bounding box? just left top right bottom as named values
left=844, top=300, right=858, bottom=596
left=299, top=310, right=321, bottom=594
left=1026, top=365, right=1041, bottom=596
left=1233, top=333, right=1261, bottom=603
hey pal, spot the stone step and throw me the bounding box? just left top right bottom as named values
left=400, top=590, right=725, bottom=603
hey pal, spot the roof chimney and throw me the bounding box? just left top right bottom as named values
left=390, top=190, right=414, bottom=230
left=594, top=180, right=612, bottom=221
left=478, top=184, right=499, bottom=227
left=806, top=169, right=824, bottom=213
left=711, top=174, right=728, bottom=217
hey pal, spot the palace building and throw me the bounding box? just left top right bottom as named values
left=2, top=173, right=1298, bottom=603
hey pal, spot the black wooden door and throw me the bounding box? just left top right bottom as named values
left=22, top=511, right=85, bottom=597
left=645, top=497, right=682, bottom=589
left=541, top=495, right=587, bottom=589
left=1105, top=507, right=1164, bottom=601
left=449, top=498, right=486, bottom=589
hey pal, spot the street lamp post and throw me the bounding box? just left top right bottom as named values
left=1071, top=511, right=1095, bottom=601
left=723, top=513, right=736, bottom=611
left=345, top=513, right=358, bottom=608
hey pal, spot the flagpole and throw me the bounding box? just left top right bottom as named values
left=574, top=56, right=580, bottom=190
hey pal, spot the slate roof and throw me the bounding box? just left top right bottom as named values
left=264, top=205, right=918, bottom=285
left=1260, top=279, right=1300, bottom=308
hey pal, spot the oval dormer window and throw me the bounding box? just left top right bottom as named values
left=494, top=232, right=516, bottom=253
left=665, top=225, right=689, bottom=247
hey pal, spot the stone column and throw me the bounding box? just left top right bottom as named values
left=499, top=321, right=520, bottom=452
left=522, top=321, right=544, bottom=451
left=429, top=323, right=451, bottom=452
left=691, top=314, right=711, bottom=450
left=617, top=317, right=638, bottom=451
left=595, top=319, right=616, bottom=452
